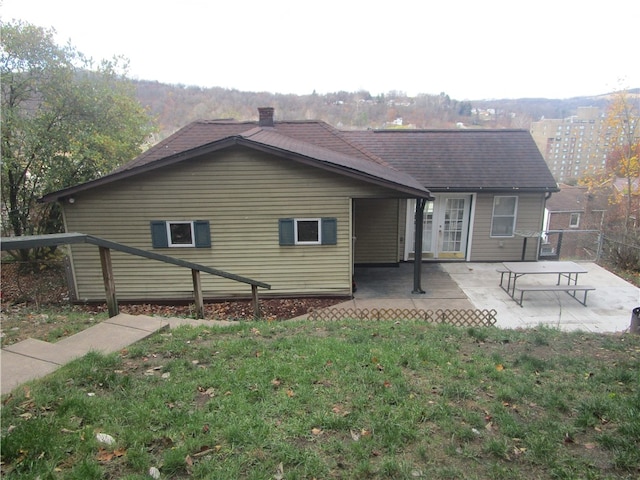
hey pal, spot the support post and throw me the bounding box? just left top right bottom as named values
left=413, top=198, right=427, bottom=294
left=251, top=284, right=260, bottom=319
left=99, top=246, right=119, bottom=317
left=556, top=231, right=564, bottom=259
left=191, top=269, right=205, bottom=319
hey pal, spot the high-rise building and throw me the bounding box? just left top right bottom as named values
left=530, top=107, right=608, bottom=183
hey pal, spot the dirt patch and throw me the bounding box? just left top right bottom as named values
left=0, top=261, right=346, bottom=344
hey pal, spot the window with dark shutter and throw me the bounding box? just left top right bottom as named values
left=150, top=220, right=211, bottom=248
left=279, top=217, right=337, bottom=245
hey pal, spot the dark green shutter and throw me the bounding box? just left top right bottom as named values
left=194, top=220, right=211, bottom=248
left=150, top=221, right=168, bottom=248
left=279, top=218, right=295, bottom=245
left=321, top=217, right=337, bottom=245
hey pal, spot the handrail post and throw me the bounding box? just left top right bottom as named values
left=192, top=269, right=205, bottom=319
left=251, top=284, right=260, bottom=319
left=99, top=246, right=119, bottom=317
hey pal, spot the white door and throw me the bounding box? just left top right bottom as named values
left=405, top=195, right=472, bottom=260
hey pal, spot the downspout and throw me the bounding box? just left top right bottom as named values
left=412, top=197, right=427, bottom=294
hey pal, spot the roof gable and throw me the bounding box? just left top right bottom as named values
left=41, top=119, right=431, bottom=202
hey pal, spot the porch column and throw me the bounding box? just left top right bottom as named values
left=413, top=198, right=427, bottom=294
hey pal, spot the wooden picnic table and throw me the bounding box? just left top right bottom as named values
left=499, top=261, right=594, bottom=307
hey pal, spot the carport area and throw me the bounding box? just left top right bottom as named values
left=349, top=262, right=638, bottom=332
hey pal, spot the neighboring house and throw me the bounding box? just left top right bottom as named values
left=542, top=183, right=607, bottom=258
left=41, top=108, right=558, bottom=302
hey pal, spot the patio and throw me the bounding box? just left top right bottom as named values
left=349, top=262, right=638, bottom=333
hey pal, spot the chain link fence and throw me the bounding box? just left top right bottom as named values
left=539, top=230, right=602, bottom=262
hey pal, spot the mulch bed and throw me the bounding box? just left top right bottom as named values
left=0, top=261, right=346, bottom=321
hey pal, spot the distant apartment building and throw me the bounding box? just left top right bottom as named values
left=530, top=107, right=608, bottom=183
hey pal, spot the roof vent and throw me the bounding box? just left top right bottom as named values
left=258, top=107, right=275, bottom=127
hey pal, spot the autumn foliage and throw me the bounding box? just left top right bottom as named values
left=580, top=89, right=640, bottom=273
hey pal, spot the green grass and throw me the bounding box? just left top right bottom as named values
left=2, top=320, right=640, bottom=479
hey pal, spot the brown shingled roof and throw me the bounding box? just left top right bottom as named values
left=343, top=129, right=559, bottom=193
left=41, top=117, right=431, bottom=203
left=546, top=184, right=609, bottom=212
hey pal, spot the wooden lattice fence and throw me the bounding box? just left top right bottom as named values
left=307, top=308, right=497, bottom=327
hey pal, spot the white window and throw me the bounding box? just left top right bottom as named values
left=167, top=221, right=195, bottom=247
left=569, top=213, right=580, bottom=228
left=294, top=218, right=321, bottom=245
left=491, top=196, right=518, bottom=237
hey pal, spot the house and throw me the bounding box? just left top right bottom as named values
left=41, top=108, right=558, bottom=302
left=542, top=183, right=607, bottom=259
left=343, top=129, right=559, bottom=262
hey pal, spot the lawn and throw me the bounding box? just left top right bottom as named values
left=1, top=319, right=639, bottom=479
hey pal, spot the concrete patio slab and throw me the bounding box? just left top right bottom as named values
left=442, top=262, right=638, bottom=332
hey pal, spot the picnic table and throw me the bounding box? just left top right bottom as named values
left=499, top=261, right=595, bottom=307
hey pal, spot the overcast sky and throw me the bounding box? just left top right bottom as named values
left=2, top=0, right=638, bottom=100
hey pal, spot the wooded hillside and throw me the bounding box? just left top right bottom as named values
left=134, top=80, right=622, bottom=142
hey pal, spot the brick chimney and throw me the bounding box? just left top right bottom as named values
left=258, top=107, right=275, bottom=127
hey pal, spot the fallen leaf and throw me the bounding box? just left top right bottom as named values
left=271, top=378, right=282, bottom=387
left=584, top=443, right=597, bottom=449
left=350, top=429, right=361, bottom=441
left=311, top=427, right=323, bottom=435
left=383, top=380, right=392, bottom=388
left=286, top=389, right=295, bottom=398
left=185, top=454, right=193, bottom=467
left=96, top=448, right=113, bottom=462
left=496, top=364, right=504, bottom=371
left=149, top=466, right=161, bottom=479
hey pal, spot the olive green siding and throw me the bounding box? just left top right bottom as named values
left=469, top=193, right=545, bottom=261
left=398, top=200, right=408, bottom=261
left=63, top=147, right=400, bottom=301
left=353, top=199, right=399, bottom=264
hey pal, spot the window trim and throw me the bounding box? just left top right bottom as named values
left=166, top=221, right=195, bottom=247
left=294, top=218, right=322, bottom=245
left=569, top=212, right=580, bottom=228
left=490, top=195, right=518, bottom=238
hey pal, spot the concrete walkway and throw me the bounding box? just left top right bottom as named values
left=0, top=314, right=224, bottom=396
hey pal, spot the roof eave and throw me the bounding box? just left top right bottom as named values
left=428, top=186, right=560, bottom=194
